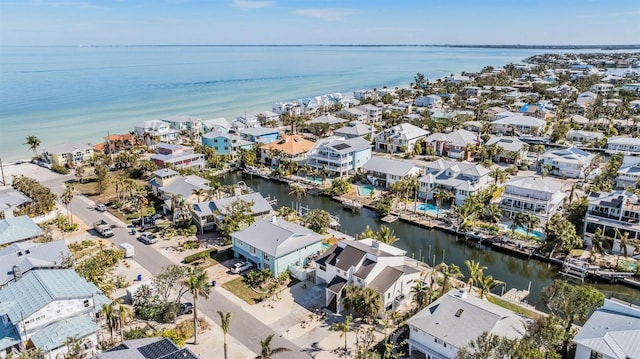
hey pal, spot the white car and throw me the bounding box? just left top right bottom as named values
left=230, top=261, right=252, bottom=274
left=138, top=233, right=158, bottom=245
left=95, top=204, right=107, bottom=212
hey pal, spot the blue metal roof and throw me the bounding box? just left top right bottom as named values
left=30, top=315, right=97, bottom=351
left=0, top=319, right=20, bottom=351
left=0, top=215, right=44, bottom=245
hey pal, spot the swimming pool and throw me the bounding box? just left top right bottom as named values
left=415, top=203, right=442, bottom=216
left=306, top=177, right=323, bottom=183
left=357, top=185, right=375, bottom=196
left=508, top=225, right=545, bottom=239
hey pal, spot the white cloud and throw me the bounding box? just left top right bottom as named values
left=231, top=0, right=274, bottom=9
left=293, top=8, right=354, bottom=22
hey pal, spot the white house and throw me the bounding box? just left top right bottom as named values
left=374, top=123, right=429, bottom=153
left=415, top=95, right=443, bottom=108
left=418, top=159, right=491, bottom=206
left=491, top=115, right=546, bottom=135
left=485, top=136, right=529, bottom=164
left=333, top=121, right=376, bottom=139
left=621, top=83, right=640, bottom=94
left=589, top=83, right=616, bottom=96
left=355, top=104, right=383, bottom=123
left=162, top=115, right=202, bottom=135
left=607, top=136, right=640, bottom=155
left=314, top=238, right=420, bottom=313
left=500, top=176, right=566, bottom=223
left=306, top=136, right=372, bottom=177
left=0, top=241, right=70, bottom=286
left=616, top=156, right=640, bottom=189
left=190, top=192, right=273, bottom=234
left=573, top=298, right=640, bottom=359
left=406, top=289, right=527, bottom=359
left=425, top=129, right=480, bottom=159
left=148, top=169, right=210, bottom=216
left=540, top=147, right=596, bottom=179
left=583, top=190, right=640, bottom=253
left=361, top=157, right=422, bottom=189
left=566, top=130, right=604, bottom=143
left=134, top=120, right=179, bottom=143
left=42, top=143, right=94, bottom=167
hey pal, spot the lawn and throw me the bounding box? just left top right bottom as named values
left=221, top=277, right=264, bottom=305
left=487, top=295, right=542, bottom=320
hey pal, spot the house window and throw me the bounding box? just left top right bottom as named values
left=84, top=299, right=90, bottom=307
left=319, top=264, right=326, bottom=271
left=263, top=253, right=269, bottom=261
left=250, top=246, right=256, bottom=254
left=589, top=351, right=602, bottom=359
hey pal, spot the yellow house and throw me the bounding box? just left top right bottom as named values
left=42, top=143, right=94, bottom=167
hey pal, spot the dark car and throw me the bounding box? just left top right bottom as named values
left=131, top=216, right=155, bottom=227
left=139, top=223, right=157, bottom=232
left=178, top=302, right=193, bottom=315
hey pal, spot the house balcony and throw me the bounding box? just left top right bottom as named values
left=501, top=192, right=551, bottom=206
left=406, top=338, right=448, bottom=359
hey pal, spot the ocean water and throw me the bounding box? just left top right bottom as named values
left=0, top=45, right=594, bottom=161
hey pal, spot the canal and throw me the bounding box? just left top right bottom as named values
left=221, top=172, right=640, bottom=310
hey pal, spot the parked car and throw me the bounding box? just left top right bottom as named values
left=230, top=261, right=252, bottom=274
left=178, top=302, right=193, bottom=315
left=138, top=233, right=158, bottom=245
left=139, top=223, right=157, bottom=232
left=95, top=204, right=107, bottom=212
left=131, top=216, right=155, bottom=227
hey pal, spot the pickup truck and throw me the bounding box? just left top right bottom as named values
left=93, top=220, right=114, bottom=238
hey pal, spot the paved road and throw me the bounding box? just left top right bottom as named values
left=44, top=176, right=306, bottom=358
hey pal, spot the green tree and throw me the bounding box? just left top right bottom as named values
left=94, top=164, right=109, bottom=194
left=565, top=196, right=588, bottom=231
left=25, top=135, right=41, bottom=156
left=288, top=184, right=306, bottom=204
left=61, top=183, right=75, bottom=226
left=489, top=167, right=507, bottom=184
left=524, top=212, right=541, bottom=240
left=184, top=267, right=211, bottom=345
left=330, top=314, right=352, bottom=354
left=544, top=213, right=583, bottom=254
left=434, top=191, right=453, bottom=218
left=411, top=280, right=431, bottom=310
left=101, top=300, right=120, bottom=343
left=217, top=311, right=232, bottom=359
left=359, top=225, right=376, bottom=240
left=304, top=209, right=331, bottom=234
left=237, top=148, right=257, bottom=168
left=255, top=334, right=291, bottom=359
left=343, top=285, right=383, bottom=323
left=485, top=204, right=502, bottom=224
left=464, top=260, right=486, bottom=289
left=216, top=199, right=256, bottom=239
left=476, top=274, right=504, bottom=299
left=117, top=303, right=133, bottom=343
left=457, top=332, right=513, bottom=359
left=374, top=224, right=399, bottom=245
left=436, top=263, right=463, bottom=297
left=511, top=213, right=526, bottom=236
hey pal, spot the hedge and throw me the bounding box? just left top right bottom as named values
left=184, top=248, right=218, bottom=264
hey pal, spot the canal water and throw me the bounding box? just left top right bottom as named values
left=221, top=172, right=640, bottom=310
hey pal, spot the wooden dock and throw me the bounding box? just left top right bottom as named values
left=381, top=215, right=398, bottom=223
left=502, top=288, right=530, bottom=303
left=341, top=199, right=363, bottom=212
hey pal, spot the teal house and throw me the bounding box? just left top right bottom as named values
left=231, top=216, right=324, bottom=277
left=201, top=130, right=252, bottom=156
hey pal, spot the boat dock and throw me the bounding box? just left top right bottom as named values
left=560, top=258, right=635, bottom=283
left=502, top=288, right=530, bottom=303
left=381, top=215, right=398, bottom=223
left=341, top=199, right=363, bottom=212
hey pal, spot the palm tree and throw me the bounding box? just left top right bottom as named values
left=61, top=183, right=75, bottom=226
left=101, top=300, right=119, bottom=343
left=330, top=314, right=352, bottom=354
left=485, top=204, right=502, bottom=224
left=511, top=213, right=526, bottom=236
left=489, top=168, right=506, bottom=184
left=464, top=260, right=487, bottom=289
left=117, top=303, right=133, bottom=343
left=184, top=267, right=211, bottom=345
left=524, top=212, right=541, bottom=240
left=217, top=311, right=231, bottom=359
left=359, top=225, right=376, bottom=240
left=25, top=135, right=41, bottom=156
left=411, top=280, right=430, bottom=309
left=255, top=334, right=291, bottom=359
left=192, top=188, right=206, bottom=202
left=288, top=184, right=306, bottom=209
left=590, top=228, right=607, bottom=261
left=436, top=263, right=463, bottom=297
left=476, top=274, right=504, bottom=299
left=374, top=225, right=399, bottom=245
left=434, top=191, right=453, bottom=218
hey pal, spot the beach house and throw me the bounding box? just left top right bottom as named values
left=615, top=156, right=640, bottom=189
left=256, top=111, right=281, bottom=126
left=406, top=289, right=527, bottom=359
left=259, top=135, right=315, bottom=166
left=201, top=130, right=253, bottom=157
left=237, top=127, right=280, bottom=145
left=500, top=176, right=565, bottom=223
left=355, top=104, right=383, bottom=123
left=0, top=216, right=45, bottom=246
left=314, top=238, right=420, bottom=313
left=333, top=121, right=376, bottom=139
left=589, top=83, right=616, bottom=96
left=540, top=147, right=596, bottom=179
left=306, top=136, right=372, bottom=177
left=42, top=143, right=94, bottom=167
left=485, top=136, right=529, bottom=164
left=231, top=216, right=324, bottom=278
left=583, top=190, right=640, bottom=252
left=425, top=129, right=480, bottom=159
left=621, top=83, right=640, bottom=94
left=93, top=133, right=138, bottom=154
left=491, top=115, right=546, bottom=136
left=191, top=192, right=273, bottom=234
left=418, top=159, right=491, bottom=206
left=149, top=169, right=210, bottom=217
left=415, top=95, right=443, bottom=108
left=374, top=123, right=429, bottom=154
left=150, top=143, right=205, bottom=170
left=606, top=136, right=640, bottom=155
left=134, top=119, right=179, bottom=143
left=337, top=108, right=368, bottom=122
left=162, top=115, right=203, bottom=136
left=93, top=338, right=200, bottom=359
left=361, top=157, right=422, bottom=189
left=201, top=117, right=231, bottom=134
left=566, top=130, right=604, bottom=143
left=0, top=189, right=32, bottom=219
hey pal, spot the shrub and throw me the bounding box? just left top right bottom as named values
left=123, top=328, right=147, bottom=340
left=51, top=164, right=70, bottom=175
left=181, top=240, right=200, bottom=250
left=184, top=248, right=218, bottom=264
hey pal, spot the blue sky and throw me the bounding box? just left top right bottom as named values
left=1, top=0, right=639, bottom=45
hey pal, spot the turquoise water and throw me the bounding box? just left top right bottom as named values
left=306, top=177, right=322, bottom=184
left=357, top=185, right=374, bottom=196
left=415, top=203, right=442, bottom=216
left=508, top=225, right=545, bottom=239
left=0, top=45, right=595, bottom=161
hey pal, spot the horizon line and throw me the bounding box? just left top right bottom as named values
left=2, top=44, right=640, bottom=49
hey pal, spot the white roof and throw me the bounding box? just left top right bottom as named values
left=492, top=115, right=546, bottom=128
left=362, top=157, right=420, bottom=177
left=485, top=136, right=527, bottom=152
left=232, top=217, right=323, bottom=258
left=608, top=136, right=640, bottom=146
left=505, top=176, right=562, bottom=194
left=426, top=129, right=478, bottom=147
left=380, top=123, right=428, bottom=141
left=541, top=146, right=595, bottom=165
left=44, top=142, right=92, bottom=154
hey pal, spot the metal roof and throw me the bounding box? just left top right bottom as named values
left=192, top=193, right=272, bottom=217
left=30, top=315, right=98, bottom=351
left=362, top=157, right=420, bottom=177
left=232, top=217, right=323, bottom=258
left=0, top=240, right=70, bottom=285
left=573, top=309, right=640, bottom=359
left=0, top=215, right=45, bottom=246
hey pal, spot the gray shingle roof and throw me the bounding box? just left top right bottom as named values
left=154, top=175, right=210, bottom=199
left=0, top=241, right=71, bottom=285
left=310, top=115, right=348, bottom=125
left=485, top=136, right=527, bottom=152
left=426, top=129, right=479, bottom=147
left=362, top=157, right=420, bottom=177
left=0, top=189, right=31, bottom=213
left=492, top=115, right=546, bottom=127
left=232, top=218, right=323, bottom=258
left=238, top=127, right=279, bottom=137
left=0, top=216, right=44, bottom=245
left=368, top=266, right=403, bottom=293
left=334, top=123, right=375, bottom=137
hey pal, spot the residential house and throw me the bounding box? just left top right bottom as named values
left=272, top=101, right=302, bottom=116
left=231, top=216, right=324, bottom=278
left=333, top=121, right=376, bottom=140
left=191, top=192, right=273, bottom=234
left=42, top=143, right=94, bottom=167
left=309, top=114, right=348, bottom=126
left=500, top=176, right=565, bottom=222
left=576, top=91, right=598, bottom=107
left=256, top=111, right=281, bottom=126
left=406, top=289, right=527, bottom=359
left=237, top=127, right=280, bottom=145
left=621, top=83, right=640, bottom=94
left=0, top=269, right=110, bottom=358
left=461, top=121, right=483, bottom=133
left=445, top=75, right=471, bottom=84
left=485, top=136, right=528, bottom=164
left=134, top=120, right=179, bottom=143
left=361, top=157, right=422, bottom=189
left=590, top=83, right=616, bottom=96
left=93, top=133, right=138, bottom=154
left=0, top=216, right=44, bottom=246
left=492, top=111, right=518, bottom=121
left=583, top=191, right=640, bottom=252
left=93, top=338, right=200, bottom=359
left=201, top=117, right=231, bottom=134
left=0, top=241, right=71, bottom=286
left=418, top=159, right=491, bottom=206
left=565, top=115, right=592, bottom=128
left=545, top=84, right=578, bottom=97
left=573, top=298, right=640, bottom=359
left=0, top=189, right=32, bottom=218
left=607, top=136, right=640, bottom=155
left=461, top=86, right=488, bottom=97
left=540, top=147, right=596, bottom=179
left=355, top=104, right=383, bottom=123
left=259, top=135, right=315, bottom=166
left=616, top=156, right=640, bottom=189
left=149, top=169, right=210, bottom=215
left=416, top=95, right=443, bottom=108
left=150, top=143, right=205, bottom=170
left=425, top=129, right=480, bottom=159
left=374, top=123, right=429, bottom=153
left=353, top=89, right=377, bottom=101
left=231, top=115, right=260, bottom=131
left=162, top=115, right=203, bottom=135
left=306, top=136, right=372, bottom=177
left=315, top=238, right=421, bottom=313
left=201, top=130, right=253, bottom=157
left=484, top=106, right=509, bottom=119
left=338, top=108, right=368, bottom=122
left=566, top=130, right=603, bottom=144
left=491, top=115, right=546, bottom=135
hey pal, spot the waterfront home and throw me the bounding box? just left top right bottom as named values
left=201, top=117, right=231, bottom=133
left=484, top=106, right=509, bottom=119
left=374, top=123, right=429, bottom=154
left=485, top=136, right=529, bottom=164
left=566, top=130, right=603, bottom=143
left=361, top=157, right=422, bottom=189
left=191, top=192, right=273, bottom=234
left=237, top=127, right=279, bottom=145
left=418, top=159, right=491, bottom=206
left=573, top=298, right=640, bottom=359
left=0, top=216, right=45, bottom=246
left=616, top=156, right=640, bottom=189
left=333, top=121, right=376, bottom=139
left=315, top=238, right=420, bottom=313
left=491, top=115, right=546, bottom=136
left=445, top=75, right=471, bottom=84
left=134, top=119, right=179, bottom=143
left=149, top=169, right=210, bottom=216
left=150, top=143, right=205, bottom=170
left=0, top=269, right=110, bottom=358
left=231, top=115, right=260, bottom=131
left=94, top=338, right=200, bottom=359
left=583, top=190, right=640, bottom=252
left=355, top=104, right=383, bottom=123
left=309, top=114, right=348, bottom=126
left=500, top=176, right=565, bottom=223
left=0, top=241, right=70, bottom=286
left=306, top=136, right=372, bottom=177
left=231, top=216, right=323, bottom=278
left=259, top=135, right=315, bottom=166
left=606, top=136, right=640, bottom=155
left=540, top=147, right=596, bottom=179
left=338, top=108, right=368, bottom=122
left=406, top=289, right=527, bottom=359
left=42, top=143, right=94, bottom=167
left=256, top=111, right=281, bottom=126
left=425, top=129, right=480, bottom=159
left=272, top=101, right=302, bottom=116
left=415, top=95, right=442, bottom=108
left=0, top=189, right=32, bottom=218
left=93, top=133, right=138, bottom=154
left=201, top=130, right=253, bottom=157
left=492, top=110, right=518, bottom=121
left=353, top=89, right=377, bottom=101
left=162, top=115, right=202, bottom=135
left=589, top=83, right=617, bottom=96
left=621, top=83, right=640, bottom=94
